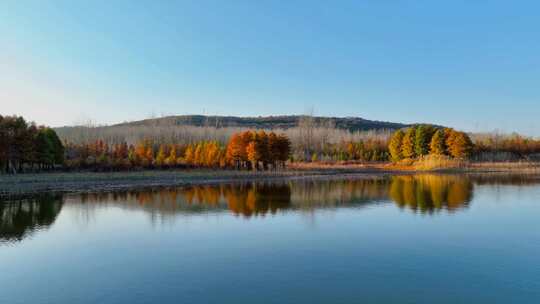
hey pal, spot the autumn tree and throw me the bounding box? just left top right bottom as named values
left=275, top=134, right=291, bottom=168
left=388, top=130, right=404, bottom=162
left=429, top=129, right=446, bottom=155
left=268, top=132, right=280, bottom=167
left=193, top=143, right=203, bottom=166
left=204, top=141, right=221, bottom=167
left=446, top=130, right=473, bottom=159
left=246, top=132, right=268, bottom=170
left=184, top=144, right=195, bottom=165
left=155, top=144, right=167, bottom=167
left=256, top=131, right=270, bottom=169
left=246, top=141, right=261, bottom=170
left=226, top=132, right=250, bottom=169
left=226, top=130, right=290, bottom=170
left=401, top=127, right=416, bottom=159
left=166, top=145, right=178, bottom=166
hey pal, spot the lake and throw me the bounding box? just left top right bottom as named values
left=1, top=174, right=539, bottom=304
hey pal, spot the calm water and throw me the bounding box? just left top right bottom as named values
left=1, top=174, right=539, bottom=304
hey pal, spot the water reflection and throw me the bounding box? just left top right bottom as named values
left=71, top=179, right=390, bottom=219
left=390, top=175, right=473, bottom=213
left=0, top=194, right=63, bottom=243
left=4, top=174, right=535, bottom=243
left=68, top=176, right=473, bottom=218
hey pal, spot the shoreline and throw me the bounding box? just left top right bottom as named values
left=2, top=163, right=540, bottom=198
left=0, top=169, right=396, bottom=198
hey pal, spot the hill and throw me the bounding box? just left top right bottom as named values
left=113, top=115, right=408, bottom=131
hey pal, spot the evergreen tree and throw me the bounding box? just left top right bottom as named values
left=414, top=125, right=432, bottom=157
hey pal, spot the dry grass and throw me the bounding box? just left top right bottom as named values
left=287, top=161, right=385, bottom=172
left=410, top=155, right=467, bottom=171
left=289, top=157, right=540, bottom=173
left=467, top=161, right=540, bottom=172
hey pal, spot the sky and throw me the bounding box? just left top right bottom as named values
left=1, top=1, right=539, bottom=136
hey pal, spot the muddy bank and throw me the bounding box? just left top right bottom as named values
left=2, top=164, right=539, bottom=198
left=0, top=169, right=392, bottom=197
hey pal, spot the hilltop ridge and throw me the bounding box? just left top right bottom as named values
left=112, top=115, right=408, bottom=131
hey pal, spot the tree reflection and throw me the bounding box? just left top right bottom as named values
left=73, top=179, right=393, bottom=218
left=0, top=194, right=63, bottom=243
left=69, top=175, right=476, bottom=219
left=74, top=183, right=293, bottom=218
left=224, top=184, right=291, bottom=217
left=389, top=175, right=473, bottom=213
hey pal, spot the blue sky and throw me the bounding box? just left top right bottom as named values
left=1, top=1, right=539, bottom=135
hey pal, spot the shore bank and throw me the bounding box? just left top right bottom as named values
left=0, top=169, right=389, bottom=197
left=1, top=162, right=540, bottom=197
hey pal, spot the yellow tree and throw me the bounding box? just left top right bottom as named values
left=166, top=144, right=177, bottom=166
left=184, top=144, right=194, bottom=165
left=446, top=130, right=473, bottom=159
left=205, top=141, right=220, bottom=167
left=401, top=127, right=416, bottom=159
left=155, top=144, right=167, bottom=167
left=194, top=142, right=203, bottom=166
left=388, top=130, right=404, bottom=162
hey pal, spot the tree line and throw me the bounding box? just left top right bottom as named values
left=4, top=115, right=540, bottom=174
left=0, top=115, right=64, bottom=174
left=63, top=130, right=291, bottom=171
left=388, top=125, right=474, bottom=162
left=55, top=117, right=394, bottom=163
left=472, top=133, right=540, bottom=160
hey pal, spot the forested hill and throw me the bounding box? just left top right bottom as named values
left=113, top=115, right=408, bottom=131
